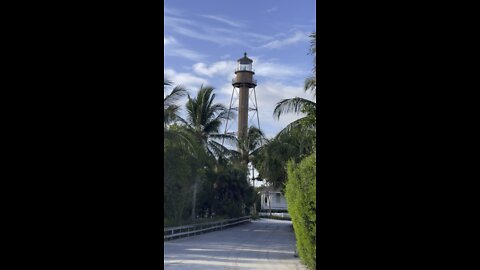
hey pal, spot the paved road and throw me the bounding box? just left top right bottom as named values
left=164, top=218, right=307, bottom=270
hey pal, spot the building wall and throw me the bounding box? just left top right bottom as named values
left=260, top=192, right=288, bottom=211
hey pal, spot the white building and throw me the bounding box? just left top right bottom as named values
left=259, top=186, right=288, bottom=211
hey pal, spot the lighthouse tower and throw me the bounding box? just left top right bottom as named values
left=224, top=53, right=260, bottom=146
left=233, top=52, right=256, bottom=140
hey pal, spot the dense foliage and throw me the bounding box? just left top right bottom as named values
left=197, top=162, right=254, bottom=218
left=252, top=127, right=315, bottom=190
left=285, top=153, right=316, bottom=269
left=164, top=128, right=197, bottom=223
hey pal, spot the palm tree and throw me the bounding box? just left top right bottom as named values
left=181, top=85, right=236, bottom=159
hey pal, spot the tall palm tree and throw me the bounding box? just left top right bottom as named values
left=181, top=85, right=236, bottom=159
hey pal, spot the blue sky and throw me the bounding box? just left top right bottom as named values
left=164, top=0, right=316, bottom=140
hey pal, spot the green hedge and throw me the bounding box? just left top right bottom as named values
left=285, top=153, right=316, bottom=269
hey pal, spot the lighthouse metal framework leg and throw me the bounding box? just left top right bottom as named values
left=222, top=86, right=237, bottom=146
left=224, top=86, right=262, bottom=143
left=247, top=87, right=263, bottom=187
left=222, top=86, right=263, bottom=187
left=247, top=87, right=262, bottom=140
left=253, top=87, right=261, bottom=133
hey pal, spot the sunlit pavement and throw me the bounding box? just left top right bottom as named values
left=164, top=218, right=307, bottom=270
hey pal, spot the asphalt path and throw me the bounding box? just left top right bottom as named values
left=164, top=218, right=307, bottom=270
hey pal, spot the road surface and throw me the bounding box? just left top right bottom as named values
left=164, top=218, right=307, bottom=270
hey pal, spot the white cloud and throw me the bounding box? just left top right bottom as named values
left=192, top=61, right=236, bottom=78
left=190, top=57, right=307, bottom=81
left=165, top=15, right=250, bottom=47
left=164, top=36, right=207, bottom=61
left=164, top=11, right=274, bottom=48
left=165, top=48, right=207, bottom=61
left=261, top=31, right=310, bottom=49
left=164, top=36, right=177, bottom=45
left=201, top=15, right=245, bottom=28
left=164, top=7, right=183, bottom=16
left=164, top=68, right=210, bottom=95
left=266, top=7, right=278, bottom=13
left=253, top=59, right=306, bottom=80
left=244, top=32, right=274, bottom=42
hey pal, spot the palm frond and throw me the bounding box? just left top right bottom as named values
left=304, top=76, right=316, bottom=96
left=209, top=133, right=237, bottom=144
left=276, top=117, right=316, bottom=138
left=208, top=140, right=233, bottom=159
left=309, top=31, right=317, bottom=77
left=164, top=85, right=187, bottom=109
left=273, top=97, right=316, bottom=120
left=164, top=127, right=197, bottom=156
left=164, top=81, right=187, bottom=126
left=164, top=105, right=181, bottom=125
left=164, top=78, right=172, bottom=88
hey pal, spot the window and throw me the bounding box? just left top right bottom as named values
left=237, top=63, right=252, bottom=72
left=276, top=193, right=281, bottom=203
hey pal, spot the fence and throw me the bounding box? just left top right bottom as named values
left=164, top=216, right=251, bottom=241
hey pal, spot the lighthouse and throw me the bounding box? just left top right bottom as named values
left=223, top=53, right=261, bottom=190
left=231, top=52, right=258, bottom=140
left=223, top=52, right=261, bottom=159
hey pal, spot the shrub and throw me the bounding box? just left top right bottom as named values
left=285, top=153, right=316, bottom=269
